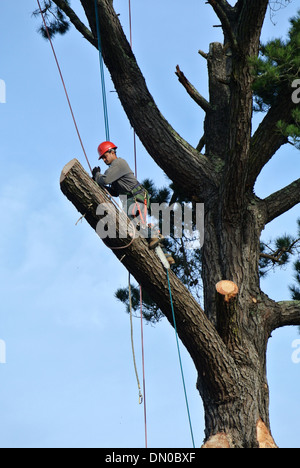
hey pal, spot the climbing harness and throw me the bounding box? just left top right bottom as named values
left=127, top=185, right=150, bottom=227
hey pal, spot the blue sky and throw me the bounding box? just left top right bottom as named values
left=0, top=0, right=299, bottom=448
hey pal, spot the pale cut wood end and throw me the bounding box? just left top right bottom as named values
left=60, top=158, right=79, bottom=184
left=216, top=280, right=239, bottom=302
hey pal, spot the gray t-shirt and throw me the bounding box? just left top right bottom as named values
left=95, top=158, right=139, bottom=196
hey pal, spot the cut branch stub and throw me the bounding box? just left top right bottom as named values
left=216, top=280, right=239, bottom=302
left=216, top=280, right=240, bottom=349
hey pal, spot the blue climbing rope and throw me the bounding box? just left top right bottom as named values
left=95, top=1, right=195, bottom=448
left=94, top=0, right=110, bottom=141
left=166, top=268, right=195, bottom=448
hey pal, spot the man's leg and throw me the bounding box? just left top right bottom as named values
left=126, top=197, right=175, bottom=265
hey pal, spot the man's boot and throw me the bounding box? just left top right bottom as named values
left=149, top=233, right=165, bottom=250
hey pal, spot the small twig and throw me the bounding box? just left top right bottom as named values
left=175, top=65, right=212, bottom=113
left=75, top=203, right=93, bottom=225
left=196, top=135, right=206, bottom=152
left=75, top=213, right=86, bottom=225
left=198, top=49, right=208, bottom=60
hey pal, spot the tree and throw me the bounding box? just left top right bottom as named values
left=37, top=0, right=300, bottom=448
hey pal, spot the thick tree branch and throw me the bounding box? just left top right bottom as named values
left=175, top=65, right=212, bottom=112
left=262, top=178, right=300, bottom=225
left=270, top=300, right=300, bottom=330
left=60, top=158, right=241, bottom=401
left=50, top=0, right=96, bottom=46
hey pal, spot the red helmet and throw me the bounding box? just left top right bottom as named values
left=97, top=141, right=117, bottom=159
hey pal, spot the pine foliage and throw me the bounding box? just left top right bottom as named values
left=252, top=11, right=300, bottom=148
left=33, top=0, right=70, bottom=39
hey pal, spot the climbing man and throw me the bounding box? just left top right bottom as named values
left=92, top=141, right=175, bottom=265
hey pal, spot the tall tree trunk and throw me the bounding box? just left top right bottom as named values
left=49, top=0, right=300, bottom=447
left=198, top=10, right=277, bottom=444
left=200, top=196, right=278, bottom=447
